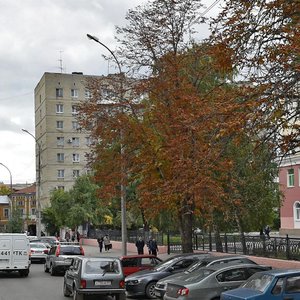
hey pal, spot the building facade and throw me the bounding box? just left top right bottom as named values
left=279, top=154, right=300, bottom=236
left=11, top=184, right=37, bottom=234
left=0, top=185, right=37, bottom=234
left=0, top=195, right=10, bottom=231
left=34, top=72, right=97, bottom=208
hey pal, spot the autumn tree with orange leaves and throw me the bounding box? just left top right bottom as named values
left=77, top=0, right=292, bottom=252
left=79, top=0, right=252, bottom=252
left=211, top=0, right=300, bottom=157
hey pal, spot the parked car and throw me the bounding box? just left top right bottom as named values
left=44, top=242, right=84, bottom=275
left=30, top=236, right=58, bottom=247
left=155, top=255, right=259, bottom=298
left=29, top=242, right=49, bottom=263
left=164, top=263, right=272, bottom=300
left=63, top=256, right=126, bottom=300
left=125, top=253, right=210, bottom=298
left=120, top=254, right=162, bottom=276
left=221, top=269, right=300, bottom=300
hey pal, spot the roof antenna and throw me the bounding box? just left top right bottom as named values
left=58, top=50, right=64, bottom=73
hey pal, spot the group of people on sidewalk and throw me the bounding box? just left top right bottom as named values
left=97, top=234, right=158, bottom=256
left=97, top=234, right=112, bottom=252
left=135, top=236, right=158, bottom=256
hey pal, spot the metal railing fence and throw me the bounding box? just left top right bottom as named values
left=88, top=228, right=300, bottom=261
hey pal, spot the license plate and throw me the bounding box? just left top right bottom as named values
left=95, top=280, right=112, bottom=286
left=0, top=259, right=9, bottom=262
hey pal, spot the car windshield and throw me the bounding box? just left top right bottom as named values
left=60, top=246, right=81, bottom=255
left=185, top=261, right=207, bottom=273
left=182, top=268, right=214, bottom=282
left=155, top=257, right=182, bottom=271
left=241, top=273, right=274, bottom=293
left=30, top=243, right=46, bottom=249
left=85, top=260, right=120, bottom=274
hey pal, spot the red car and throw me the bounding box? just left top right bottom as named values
left=120, top=254, right=162, bottom=276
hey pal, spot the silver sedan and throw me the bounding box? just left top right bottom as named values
left=30, top=242, right=49, bottom=263
left=163, top=263, right=271, bottom=300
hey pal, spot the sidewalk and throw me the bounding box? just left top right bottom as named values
left=82, top=243, right=175, bottom=261
left=81, top=240, right=300, bottom=269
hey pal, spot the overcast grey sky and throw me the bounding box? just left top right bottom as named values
left=0, top=0, right=222, bottom=184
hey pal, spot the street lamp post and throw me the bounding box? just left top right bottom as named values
left=87, top=33, right=127, bottom=255
left=0, top=162, right=13, bottom=220
left=22, top=129, right=42, bottom=238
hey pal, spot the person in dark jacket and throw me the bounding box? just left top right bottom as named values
left=135, top=236, right=145, bottom=254
left=148, top=237, right=159, bottom=256
left=97, top=236, right=104, bottom=253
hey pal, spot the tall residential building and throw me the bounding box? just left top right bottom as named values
left=34, top=72, right=97, bottom=209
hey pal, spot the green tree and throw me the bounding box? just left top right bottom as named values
left=6, top=208, right=23, bottom=233
left=68, top=175, right=110, bottom=229
left=0, top=184, right=11, bottom=195
left=41, top=206, right=60, bottom=236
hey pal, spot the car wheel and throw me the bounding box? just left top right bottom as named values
left=19, top=269, right=29, bottom=277
left=44, top=263, right=49, bottom=273
left=145, top=282, right=157, bottom=299
left=63, top=281, right=71, bottom=297
left=50, top=264, right=56, bottom=276
left=115, top=293, right=126, bottom=300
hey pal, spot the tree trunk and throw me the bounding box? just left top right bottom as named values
left=214, top=225, right=223, bottom=252
left=179, top=207, right=193, bottom=253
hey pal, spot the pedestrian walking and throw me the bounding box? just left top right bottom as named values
left=264, top=225, right=271, bottom=239
left=103, top=234, right=111, bottom=251
left=65, top=231, right=70, bottom=242
left=135, top=236, right=145, bottom=254
left=147, top=237, right=159, bottom=256
left=97, top=236, right=104, bottom=253
left=76, top=231, right=80, bottom=243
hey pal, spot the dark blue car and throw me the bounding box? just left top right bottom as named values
left=221, top=269, right=300, bottom=300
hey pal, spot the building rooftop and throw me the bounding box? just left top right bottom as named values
left=0, top=195, right=10, bottom=204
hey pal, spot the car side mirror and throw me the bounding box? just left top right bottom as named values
left=168, top=266, right=175, bottom=272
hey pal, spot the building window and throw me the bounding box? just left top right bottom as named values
left=72, top=137, right=79, bottom=146
left=288, top=169, right=295, bottom=187
left=57, top=153, right=64, bottom=162
left=17, top=200, right=24, bottom=206
left=58, top=169, right=65, bottom=178
left=4, top=208, right=9, bottom=219
left=57, top=186, right=65, bottom=191
left=72, top=121, right=79, bottom=130
left=56, top=104, right=64, bottom=113
left=56, top=120, right=64, bottom=129
left=295, top=202, right=300, bottom=221
left=32, top=200, right=36, bottom=206
left=85, top=136, right=92, bottom=146
left=31, top=208, right=36, bottom=215
left=57, top=137, right=64, bottom=146
left=71, top=89, right=78, bottom=98
left=56, top=88, right=63, bottom=97
left=73, top=170, right=80, bottom=178
left=85, top=89, right=92, bottom=99
left=19, top=209, right=24, bottom=217
left=72, top=153, right=80, bottom=163
left=72, top=105, right=78, bottom=115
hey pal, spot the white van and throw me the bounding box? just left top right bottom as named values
left=0, top=233, right=31, bottom=277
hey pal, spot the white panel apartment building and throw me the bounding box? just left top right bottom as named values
left=34, top=72, right=96, bottom=208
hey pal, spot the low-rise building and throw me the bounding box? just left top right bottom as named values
left=0, top=184, right=37, bottom=234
